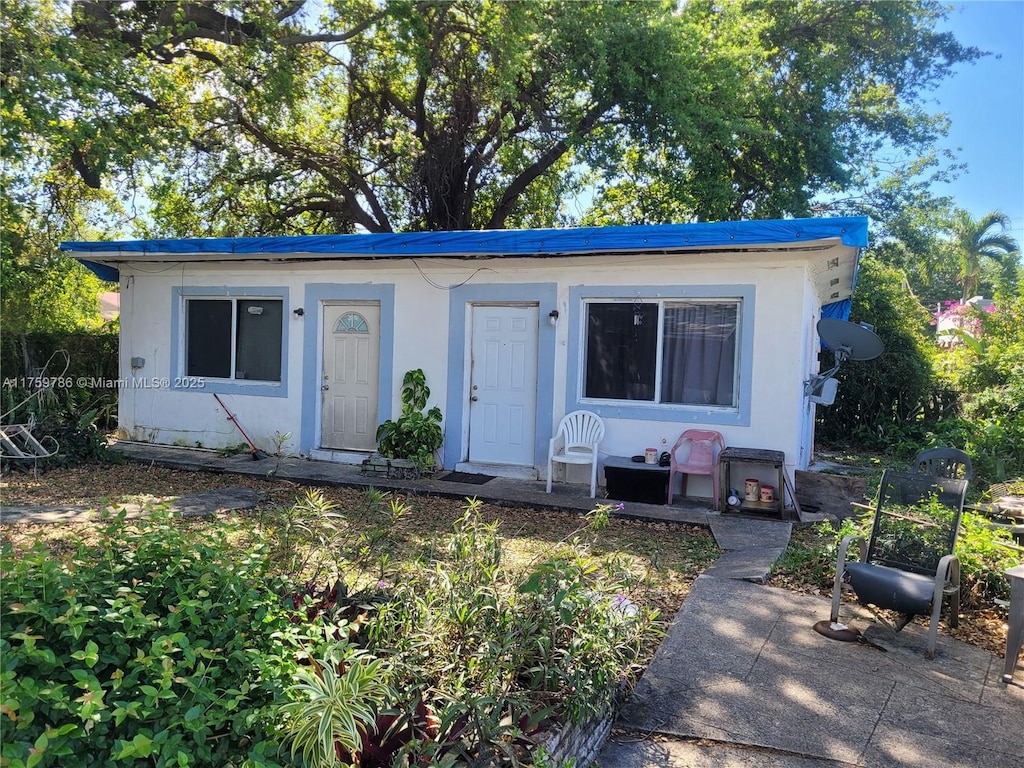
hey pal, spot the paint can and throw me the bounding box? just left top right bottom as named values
left=760, top=484, right=775, bottom=503
left=744, top=478, right=760, bottom=502
left=645, top=448, right=658, bottom=464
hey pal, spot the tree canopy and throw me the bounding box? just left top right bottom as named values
left=2, top=0, right=981, bottom=237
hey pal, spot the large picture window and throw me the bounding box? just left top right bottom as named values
left=186, top=298, right=283, bottom=382
left=584, top=299, right=739, bottom=407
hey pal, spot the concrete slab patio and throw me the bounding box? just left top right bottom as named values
left=605, top=575, right=1024, bottom=768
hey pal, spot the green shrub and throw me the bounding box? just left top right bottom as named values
left=816, top=256, right=937, bottom=448
left=355, top=501, right=659, bottom=765
left=955, top=512, right=1021, bottom=608
left=0, top=511, right=308, bottom=768
left=2, top=494, right=671, bottom=767
left=926, top=295, right=1024, bottom=485
left=0, top=331, right=119, bottom=432
left=375, top=369, right=443, bottom=473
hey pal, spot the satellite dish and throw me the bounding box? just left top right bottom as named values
left=805, top=319, right=884, bottom=405
left=817, top=318, right=885, bottom=362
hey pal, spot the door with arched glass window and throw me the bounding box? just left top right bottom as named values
left=321, top=303, right=380, bottom=451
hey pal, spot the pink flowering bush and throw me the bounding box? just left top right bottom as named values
left=933, top=300, right=996, bottom=347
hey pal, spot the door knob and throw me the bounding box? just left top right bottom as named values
left=321, top=384, right=330, bottom=391
left=470, top=395, right=478, bottom=401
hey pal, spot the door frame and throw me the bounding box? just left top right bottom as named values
left=445, top=283, right=558, bottom=471
left=300, top=283, right=396, bottom=457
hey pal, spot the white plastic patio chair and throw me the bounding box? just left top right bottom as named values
left=546, top=410, right=605, bottom=498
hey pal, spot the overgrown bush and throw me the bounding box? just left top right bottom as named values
left=816, top=256, right=937, bottom=449
left=2, top=331, right=122, bottom=470
left=300, top=501, right=661, bottom=766
left=817, top=263, right=1024, bottom=489
left=0, top=331, right=119, bottom=431
left=4, top=494, right=662, bottom=767
left=0, top=510, right=309, bottom=768
left=930, top=294, right=1024, bottom=484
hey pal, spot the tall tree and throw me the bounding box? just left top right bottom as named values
left=2, top=0, right=981, bottom=237
left=950, top=210, right=1020, bottom=301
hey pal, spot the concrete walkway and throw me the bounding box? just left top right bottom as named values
left=0, top=486, right=266, bottom=523
left=3, top=443, right=1020, bottom=767
left=602, top=576, right=1023, bottom=768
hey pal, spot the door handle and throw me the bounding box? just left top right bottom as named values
left=470, top=395, right=478, bottom=401
left=321, top=384, right=330, bottom=391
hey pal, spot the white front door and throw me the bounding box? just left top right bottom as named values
left=468, top=305, right=538, bottom=465
left=321, top=303, right=380, bottom=451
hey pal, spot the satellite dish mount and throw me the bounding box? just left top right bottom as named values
left=805, top=318, right=884, bottom=406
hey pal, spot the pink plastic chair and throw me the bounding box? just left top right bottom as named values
left=667, top=429, right=725, bottom=508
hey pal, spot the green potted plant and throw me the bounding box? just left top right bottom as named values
left=375, top=368, right=443, bottom=475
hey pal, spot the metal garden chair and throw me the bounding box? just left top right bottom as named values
left=830, top=469, right=968, bottom=658
left=912, top=447, right=972, bottom=481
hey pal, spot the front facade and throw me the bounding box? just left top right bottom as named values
left=64, top=218, right=868, bottom=499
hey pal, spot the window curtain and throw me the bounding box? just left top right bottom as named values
left=661, top=304, right=737, bottom=405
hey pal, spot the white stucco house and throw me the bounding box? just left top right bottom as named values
left=62, top=217, right=867, bottom=499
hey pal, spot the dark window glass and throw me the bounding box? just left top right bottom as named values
left=187, top=300, right=231, bottom=378
left=584, top=303, right=658, bottom=400
left=236, top=300, right=282, bottom=381
left=185, top=298, right=282, bottom=382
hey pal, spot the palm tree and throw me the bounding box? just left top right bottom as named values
left=951, top=210, right=1020, bottom=302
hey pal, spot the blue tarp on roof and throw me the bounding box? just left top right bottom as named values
left=78, top=259, right=120, bottom=282
left=821, top=298, right=852, bottom=322
left=61, top=217, right=868, bottom=258
left=64, top=217, right=867, bottom=321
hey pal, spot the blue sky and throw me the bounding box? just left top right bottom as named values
left=933, top=1, right=1024, bottom=241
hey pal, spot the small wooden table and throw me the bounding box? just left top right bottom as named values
left=1003, top=565, right=1024, bottom=683
left=718, top=447, right=787, bottom=519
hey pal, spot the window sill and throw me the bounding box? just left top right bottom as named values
left=173, top=380, right=288, bottom=398
left=573, top=400, right=748, bottom=426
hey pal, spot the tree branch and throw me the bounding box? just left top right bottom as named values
left=234, top=110, right=389, bottom=232
left=486, top=103, right=608, bottom=229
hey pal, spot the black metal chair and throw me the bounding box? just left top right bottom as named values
left=830, top=470, right=968, bottom=658
left=912, top=447, right=972, bottom=481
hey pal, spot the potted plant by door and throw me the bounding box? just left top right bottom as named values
left=372, top=369, right=443, bottom=478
